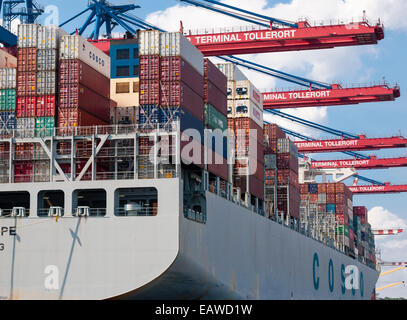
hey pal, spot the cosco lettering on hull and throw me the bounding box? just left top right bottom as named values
left=313, top=253, right=365, bottom=298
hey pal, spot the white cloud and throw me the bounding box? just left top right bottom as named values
left=368, top=206, right=407, bottom=230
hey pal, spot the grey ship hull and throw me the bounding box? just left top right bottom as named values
left=0, top=178, right=378, bottom=300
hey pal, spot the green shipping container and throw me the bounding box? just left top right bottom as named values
left=336, top=225, right=349, bottom=237
left=204, top=103, right=227, bottom=131
left=35, top=117, right=55, bottom=137
left=0, top=89, right=16, bottom=111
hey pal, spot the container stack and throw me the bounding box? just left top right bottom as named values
left=353, top=206, right=375, bottom=264
left=16, top=24, right=38, bottom=138
left=203, top=58, right=228, bottom=182
left=58, top=34, right=111, bottom=132
left=109, top=38, right=139, bottom=125
left=0, top=48, right=17, bottom=68
left=218, top=63, right=264, bottom=201
left=0, top=68, right=16, bottom=136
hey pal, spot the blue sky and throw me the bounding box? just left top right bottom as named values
left=29, top=0, right=407, bottom=298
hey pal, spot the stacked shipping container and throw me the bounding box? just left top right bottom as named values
left=353, top=206, right=376, bottom=265
left=218, top=63, right=264, bottom=200
left=58, top=34, right=111, bottom=131
left=264, top=124, right=299, bottom=219
left=0, top=68, right=16, bottom=136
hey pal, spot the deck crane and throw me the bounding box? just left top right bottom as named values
left=219, top=56, right=400, bottom=109
left=380, top=262, right=407, bottom=267
left=179, top=0, right=385, bottom=56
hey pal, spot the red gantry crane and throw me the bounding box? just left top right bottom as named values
left=310, top=156, right=407, bottom=170
left=181, top=0, right=384, bottom=56
left=262, top=84, right=400, bottom=109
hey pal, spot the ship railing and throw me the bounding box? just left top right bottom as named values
left=0, top=122, right=181, bottom=140
left=184, top=208, right=206, bottom=224
left=115, top=207, right=157, bottom=217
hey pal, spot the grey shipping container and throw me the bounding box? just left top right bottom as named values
left=37, top=49, right=58, bottom=71
left=37, top=25, right=68, bottom=50
left=0, top=68, right=16, bottom=89
left=216, top=63, right=247, bottom=81
left=16, top=118, right=35, bottom=138
left=36, top=71, right=57, bottom=95
left=17, top=24, right=39, bottom=48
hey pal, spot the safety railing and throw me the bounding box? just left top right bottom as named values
left=115, top=207, right=157, bottom=216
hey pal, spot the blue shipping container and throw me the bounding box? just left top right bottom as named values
left=0, top=111, right=15, bottom=135
left=308, top=183, right=318, bottom=194
left=326, top=204, right=336, bottom=213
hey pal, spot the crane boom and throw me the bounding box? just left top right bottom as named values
left=373, top=229, right=404, bottom=236
left=185, top=21, right=384, bottom=56
left=349, top=185, right=407, bottom=194
left=311, top=156, right=407, bottom=170
left=294, top=136, right=407, bottom=153
left=380, top=266, right=406, bottom=277
left=262, top=84, right=400, bottom=109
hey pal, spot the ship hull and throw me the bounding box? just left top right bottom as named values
left=0, top=179, right=378, bottom=300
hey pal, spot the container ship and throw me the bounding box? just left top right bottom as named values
left=0, top=25, right=379, bottom=300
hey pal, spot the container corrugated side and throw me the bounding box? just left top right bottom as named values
left=17, top=72, right=36, bottom=96
left=59, top=59, right=110, bottom=98
left=17, top=24, right=38, bottom=48
left=0, top=111, right=15, bottom=135
left=16, top=118, right=35, bottom=138
left=35, top=117, right=55, bottom=137
left=216, top=63, right=247, bottom=81
left=37, top=49, right=57, bottom=71
left=235, top=80, right=263, bottom=107
left=36, top=71, right=56, bottom=95
left=17, top=48, right=37, bottom=72
left=139, top=30, right=160, bottom=56
left=204, top=103, right=227, bottom=131
left=37, top=25, right=68, bottom=49
left=0, top=68, right=16, bottom=89
left=0, top=49, right=17, bottom=68
left=234, top=99, right=263, bottom=128
left=0, top=89, right=16, bottom=111
left=36, top=95, right=56, bottom=117
left=59, top=35, right=111, bottom=78
left=16, top=96, right=36, bottom=117
left=160, top=32, right=204, bottom=76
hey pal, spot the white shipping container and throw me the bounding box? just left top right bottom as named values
left=36, top=71, right=56, bottom=95
left=160, top=32, right=204, bottom=76
left=277, top=138, right=298, bottom=155
left=318, top=193, right=326, bottom=204
left=235, top=80, right=263, bottom=107
left=227, top=80, right=235, bottom=100
left=34, top=161, right=50, bottom=182
left=37, top=49, right=57, bottom=71
left=216, top=63, right=247, bottom=81
left=59, top=35, right=111, bottom=78
left=37, top=25, right=68, bottom=49
left=16, top=118, right=35, bottom=138
left=18, top=24, right=38, bottom=48
left=139, top=30, right=160, bottom=56
left=0, top=68, right=16, bottom=89
left=116, top=106, right=138, bottom=124
left=0, top=49, right=17, bottom=68
left=234, top=99, right=263, bottom=128
left=227, top=100, right=234, bottom=118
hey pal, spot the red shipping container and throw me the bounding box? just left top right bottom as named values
left=309, top=194, right=318, bottom=204
left=276, top=169, right=299, bottom=188
left=160, top=81, right=204, bottom=122
left=139, top=79, right=160, bottom=105
left=160, top=56, right=204, bottom=97
left=14, top=143, right=34, bottom=160
left=17, top=48, right=37, bottom=72
left=234, top=117, right=264, bottom=147
left=276, top=153, right=298, bottom=173
left=17, top=72, right=36, bottom=96
left=234, top=158, right=264, bottom=182
left=336, top=213, right=349, bottom=225
left=204, top=58, right=227, bottom=94
left=207, top=150, right=228, bottom=181
left=14, top=161, right=33, bottom=183
left=300, top=183, right=309, bottom=194
left=59, top=83, right=110, bottom=122
left=318, top=204, right=326, bottom=212
left=36, top=95, right=56, bottom=117
left=353, top=206, right=368, bottom=224
left=327, top=193, right=336, bottom=203
left=318, top=183, right=327, bottom=194
left=59, top=59, right=110, bottom=98
left=336, top=203, right=345, bottom=214
left=16, top=96, right=36, bottom=117
left=140, top=55, right=160, bottom=80
left=326, top=183, right=336, bottom=194
left=204, top=81, right=227, bottom=117
left=57, top=107, right=109, bottom=131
